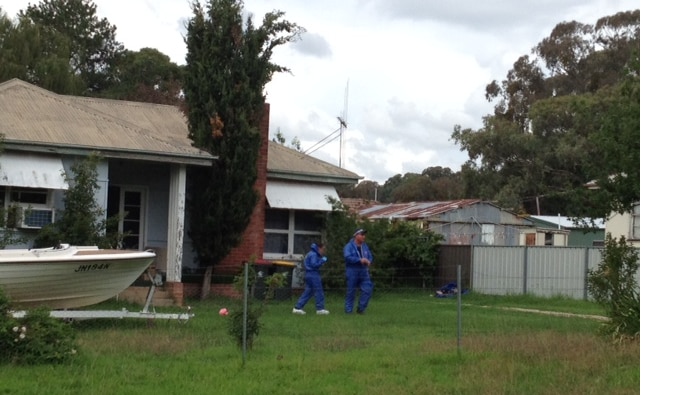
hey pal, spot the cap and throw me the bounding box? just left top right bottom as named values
left=353, top=228, right=367, bottom=237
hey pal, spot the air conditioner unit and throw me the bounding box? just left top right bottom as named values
left=20, top=207, right=55, bottom=229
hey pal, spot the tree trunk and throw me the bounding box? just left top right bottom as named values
left=201, top=266, right=213, bottom=300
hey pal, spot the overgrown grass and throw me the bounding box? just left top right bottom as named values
left=0, top=291, right=639, bottom=394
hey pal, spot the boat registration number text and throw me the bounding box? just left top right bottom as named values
left=75, top=263, right=111, bottom=272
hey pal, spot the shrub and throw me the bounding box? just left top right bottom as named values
left=0, top=203, right=26, bottom=248
left=587, top=234, right=640, bottom=342
left=0, top=289, right=15, bottom=358
left=34, top=153, right=124, bottom=249
left=226, top=263, right=287, bottom=350
left=323, top=200, right=444, bottom=290
left=0, top=289, right=79, bottom=365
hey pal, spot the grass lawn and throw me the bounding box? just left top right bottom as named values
left=0, top=290, right=639, bottom=395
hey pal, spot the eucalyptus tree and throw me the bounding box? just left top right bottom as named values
left=451, top=10, right=639, bottom=215
left=103, top=48, right=185, bottom=105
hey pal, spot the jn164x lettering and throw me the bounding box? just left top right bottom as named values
left=74, top=263, right=111, bottom=272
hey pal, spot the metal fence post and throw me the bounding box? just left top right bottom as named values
left=242, top=262, right=248, bottom=364
left=457, top=264, right=462, bottom=354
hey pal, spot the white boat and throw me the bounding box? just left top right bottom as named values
left=0, top=244, right=155, bottom=309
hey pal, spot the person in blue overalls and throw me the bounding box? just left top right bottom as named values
left=292, top=242, right=330, bottom=315
left=343, top=228, right=374, bottom=314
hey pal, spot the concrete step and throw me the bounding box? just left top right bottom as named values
left=116, top=286, right=176, bottom=307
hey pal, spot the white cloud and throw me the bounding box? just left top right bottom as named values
left=1, top=0, right=641, bottom=183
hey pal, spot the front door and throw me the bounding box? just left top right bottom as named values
left=107, top=186, right=146, bottom=250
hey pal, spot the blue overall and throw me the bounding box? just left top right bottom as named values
left=294, top=243, right=327, bottom=311
left=343, top=239, right=374, bottom=313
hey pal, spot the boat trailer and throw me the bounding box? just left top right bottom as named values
left=11, top=272, right=194, bottom=323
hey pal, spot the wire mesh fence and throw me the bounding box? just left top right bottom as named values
left=153, top=244, right=638, bottom=305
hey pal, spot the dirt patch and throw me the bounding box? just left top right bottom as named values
left=465, top=304, right=610, bottom=322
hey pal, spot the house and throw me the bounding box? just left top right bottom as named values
left=526, top=215, right=605, bottom=247
left=0, top=78, right=218, bottom=302
left=583, top=179, right=639, bottom=248
left=0, top=78, right=361, bottom=302
left=604, top=203, right=640, bottom=248
left=358, top=199, right=536, bottom=246
left=263, top=141, right=361, bottom=262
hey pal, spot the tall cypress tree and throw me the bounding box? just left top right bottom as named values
left=184, top=0, right=303, bottom=267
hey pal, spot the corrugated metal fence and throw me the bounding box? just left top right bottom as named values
left=437, top=245, right=639, bottom=300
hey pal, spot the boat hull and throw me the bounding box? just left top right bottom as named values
left=0, top=245, right=156, bottom=309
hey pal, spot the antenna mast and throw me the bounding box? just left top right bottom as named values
left=338, top=79, right=349, bottom=168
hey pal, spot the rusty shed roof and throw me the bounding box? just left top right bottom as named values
left=358, top=199, right=482, bottom=219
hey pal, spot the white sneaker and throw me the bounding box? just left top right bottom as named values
left=292, top=308, right=306, bottom=315
left=316, top=309, right=330, bottom=315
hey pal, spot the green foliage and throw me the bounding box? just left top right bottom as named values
left=322, top=199, right=444, bottom=290
left=322, top=198, right=359, bottom=287
left=183, top=0, right=304, bottom=267
left=450, top=10, right=639, bottom=215
left=20, top=0, right=125, bottom=94
left=338, top=167, right=463, bottom=204
left=587, top=234, right=640, bottom=342
left=226, top=263, right=287, bottom=350
left=0, top=10, right=84, bottom=93
left=379, top=221, right=445, bottom=288
left=0, top=289, right=78, bottom=365
left=567, top=51, right=640, bottom=218
left=0, top=203, right=26, bottom=248
left=34, top=153, right=124, bottom=248
left=101, top=48, right=184, bottom=105
left=0, top=288, right=13, bottom=354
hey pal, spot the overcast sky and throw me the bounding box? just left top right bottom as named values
left=1, top=0, right=641, bottom=183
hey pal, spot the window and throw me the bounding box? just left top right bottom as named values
left=264, top=208, right=323, bottom=257
left=264, top=233, right=289, bottom=254
left=265, top=209, right=289, bottom=230
left=544, top=232, right=553, bottom=246
left=481, top=224, right=494, bottom=245
left=293, top=233, right=317, bottom=254
left=10, top=188, right=49, bottom=205
left=295, top=210, right=323, bottom=231
left=630, top=203, right=640, bottom=240
left=0, top=186, right=54, bottom=229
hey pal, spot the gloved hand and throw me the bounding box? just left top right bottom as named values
left=321, top=256, right=328, bottom=263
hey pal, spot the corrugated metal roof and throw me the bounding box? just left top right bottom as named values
left=0, top=79, right=363, bottom=181
left=0, top=79, right=214, bottom=165
left=358, top=199, right=482, bottom=219
left=267, top=141, right=361, bottom=184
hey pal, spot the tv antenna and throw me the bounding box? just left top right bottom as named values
left=302, top=79, right=350, bottom=162
left=338, top=79, right=349, bottom=168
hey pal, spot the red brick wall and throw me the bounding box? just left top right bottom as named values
left=214, top=103, right=269, bottom=277
left=183, top=283, right=241, bottom=300
left=166, top=282, right=185, bottom=306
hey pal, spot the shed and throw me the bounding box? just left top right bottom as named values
left=358, top=200, right=536, bottom=246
